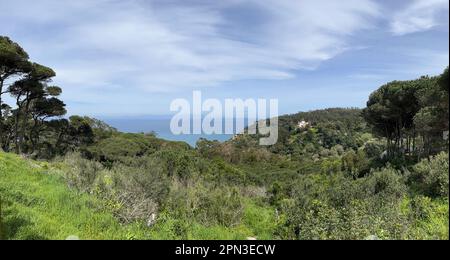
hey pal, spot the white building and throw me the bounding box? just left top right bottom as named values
left=298, top=120, right=310, bottom=129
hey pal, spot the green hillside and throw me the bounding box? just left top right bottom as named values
left=1, top=133, right=448, bottom=240
left=1, top=36, right=448, bottom=240
left=0, top=152, right=134, bottom=240
left=0, top=152, right=279, bottom=240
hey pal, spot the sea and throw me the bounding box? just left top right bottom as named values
left=101, top=116, right=237, bottom=147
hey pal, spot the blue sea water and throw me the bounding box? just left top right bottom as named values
left=102, top=117, right=234, bottom=147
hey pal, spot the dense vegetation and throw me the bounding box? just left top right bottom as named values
left=1, top=36, right=448, bottom=240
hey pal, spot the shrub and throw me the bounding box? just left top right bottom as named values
left=154, top=150, right=198, bottom=179
left=165, top=180, right=244, bottom=228
left=410, top=195, right=433, bottom=220
left=63, top=152, right=103, bottom=193
left=62, top=153, right=170, bottom=224
left=87, top=133, right=188, bottom=165
left=107, top=158, right=170, bottom=224
left=363, top=140, right=384, bottom=159
left=412, top=152, right=449, bottom=197
left=341, top=150, right=369, bottom=179
left=276, top=168, right=412, bottom=240
left=363, top=167, right=406, bottom=202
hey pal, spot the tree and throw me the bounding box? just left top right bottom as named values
left=29, top=97, right=66, bottom=153
left=364, top=68, right=448, bottom=160
left=0, top=36, right=32, bottom=149
left=8, top=63, right=57, bottom=153
left=363, top=80, right=425, bottom=157
left=341, top=149, right=368, bottom=179
left=67, top=116, right=95, bottom=147
left=414, top=68, right=449, bottom=157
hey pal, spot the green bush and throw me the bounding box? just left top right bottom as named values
left=276, top=167, right=412, bottom=240
left=406, top=196, right=449, bottom=239
left=412, top=152, right=449, bottom=197
left=410, top=195, right=433, bottom=220
left=87, top=133, right=191, bottom=166
left=63, top=152, right=104, bottom=193
left=165, top=180, right=244, bottom=228
left=108, top=158, right=170, bottom=223
left=363, top=167, right=407, bottom=202
left=62, top=153, right=170, bottom=224
left=341, top=149, right=370, bottom=179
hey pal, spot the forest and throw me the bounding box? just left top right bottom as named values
left=0, top=36, right=449, bottom=240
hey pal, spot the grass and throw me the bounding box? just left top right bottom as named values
left=401, top=196, right=449, bottom=240
left=1, top=151, right=448, bottom=240
left=144, top=199, right=277, bottom=240
left=0, top=152, right=278, bottom=240
left=0, top=152, right=133, bottom=240
left=2, top=151, right=448, bottom=240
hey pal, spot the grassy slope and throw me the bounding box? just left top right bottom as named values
left=0, top=152, right=134, bottom=240
left=0, top=152, right=277, bottom=240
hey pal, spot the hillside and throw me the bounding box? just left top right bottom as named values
left=2, top=139, right=448, bottom=240
left=0, top=34, right=448, bottom=240
left=0, top=152, right=280, bottom=240
left=0, top=152, right=132, bottom=239
left=230, top=108, right=370, bottom=158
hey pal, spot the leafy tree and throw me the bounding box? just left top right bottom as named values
left=78, top=116, right=117, bottom=141
left=8, top=63, right=59, bottom=153
left=341, top=149, right=368, bottom=179
left=29, top=97, right=66, bottom=153
left=0, top=36, right=32, bottom=149
left=414, top=68, right=449, bottom=156
left=363, top=69, right=448, bottom=160
left=363, top=80, right=424, bottom=156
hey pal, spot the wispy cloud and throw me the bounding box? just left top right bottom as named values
left=1, top=0, right=448, bottom=116
left=390, top=0, right=449, bottom=36
left=1, top=0, right=380, bottom=92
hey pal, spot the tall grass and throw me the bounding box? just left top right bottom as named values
left=0, top=152, right=278, bottom=240
left=0, top=152, right=133, bottom=239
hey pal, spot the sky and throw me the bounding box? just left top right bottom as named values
left=1, top=0, right=449, bottom=117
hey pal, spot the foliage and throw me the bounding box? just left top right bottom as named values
left=166, top=180, right=244, bottom=228
left=0, top=152, right=135, bottom=239
left=363, top=69, right=449, bottom=159
left=0, top=36, right=448, bottom=240
left=275, top=165, right=447, bottom=240
left=0, top=152, right=279, bottom=240
left=410, top=152, right=449, bottom=197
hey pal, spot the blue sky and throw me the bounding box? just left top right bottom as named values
left=1, top=0, right=448, bottom=117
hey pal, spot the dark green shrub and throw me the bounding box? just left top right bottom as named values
left=410, top=195, right=433, bottom=220
left=363, top=167, right=406, bottom=201
left=412, top=152, right=449, bottom=197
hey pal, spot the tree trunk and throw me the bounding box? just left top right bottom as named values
left=406, top=136, right=410, bottom=156
left=14, top=112, right=21, bottom=154
left=14, top=95, right=23, bottom=154
left=30, top=118, right=40, bottom=154
left=0, top=77, right=4, bottom=151
left=19, top=94, right=31, bottom=153
left=4, top=130, right=12, bottom=152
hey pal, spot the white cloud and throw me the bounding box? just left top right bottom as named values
left=391, top=0, right=449, bottom=36
left=1, top=0, right=380, bottom=93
